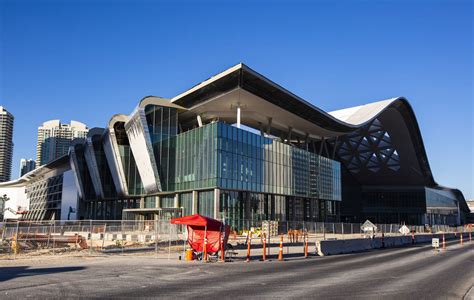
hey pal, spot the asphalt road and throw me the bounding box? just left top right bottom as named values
left=1, top=240, right=473, bottom=299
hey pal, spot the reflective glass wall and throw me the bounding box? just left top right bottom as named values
left=114, top=122, right=144, bottom=196
left=173, top=123, right=218, bottom=191
left=173, top=122, right=341, bottom=200
left=91, top=135, right=117, bottom=198
left=144, top=105, right=178, bottom=191
left=179, top=193, right=193, bottom=216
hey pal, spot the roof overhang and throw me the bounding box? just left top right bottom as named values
left=0, top=155, right=70, bottom=188
left=172, top=64, right=361, bottom=140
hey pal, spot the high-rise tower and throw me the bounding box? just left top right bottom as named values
left=0, top=106, right=14, bottom=182
left=19, top=158, right=36, bottom=177
left=36, top=120, right=88, bottom=166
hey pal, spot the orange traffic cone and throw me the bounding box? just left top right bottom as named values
left=278, top=235, right=284, bottom=261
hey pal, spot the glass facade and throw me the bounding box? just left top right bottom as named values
left=91, top=135, right=117, bottom=198
left=171, top=121, right=342, bottom=224
left=173, top=122, right=218, bottom=191
left=160, top=194, right=176, bottom=208
left=173, top=122, right=341, bottom=200
left=425, top=187, right=458, bottom=225
left=24, top=174, right=63, bottom=220
left=198, top=190, right=214, bottom=217
left=145, top=105, right=178, bottom=191
left=179, top=193, right=193, bottom=216
left=114, top=122, right=144, bottom=196
left=77, top=106, right=342, bottom=223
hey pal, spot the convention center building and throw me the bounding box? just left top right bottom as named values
left=0, top=64, right=469, bottom=226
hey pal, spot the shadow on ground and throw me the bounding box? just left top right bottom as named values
left=0, top=266, right=86, bottom=282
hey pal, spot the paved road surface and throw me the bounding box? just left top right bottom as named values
left=1, top=240, right=473, bottom=299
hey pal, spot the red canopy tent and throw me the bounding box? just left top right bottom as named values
left=170, top=214, right=230, bottom=254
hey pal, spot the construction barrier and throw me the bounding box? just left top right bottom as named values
left=246, top=232, right=252, bottom=262
left=278, top=235, right=283, bottom=261
left=316, top=233, right=469, bottom=256
left=203, top=237, right=208, bottom=262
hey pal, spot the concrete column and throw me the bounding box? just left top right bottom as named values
left=192, top=190, right=199, bottom=214
left=139, top=197, right=145, bottom=209
left=197, top=115, right=203, bottom=127
left=266, top=117, right=272, bottom=134
left=236, top=106, right=241, bottom=128
left=214, top=189, right=220, bottom=219
left=174, top=193, right=179, bottom=208
left=155, top=196, right=161, bottom=208
left=287, top=127, right=293, bottom=143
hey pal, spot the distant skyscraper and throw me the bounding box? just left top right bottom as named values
left=19, top=158, right=36, bottom=177
left=0, top=106, right=14, bottom=182
left=36, top=120, right=88, bottom=166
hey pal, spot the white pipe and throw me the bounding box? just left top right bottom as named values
left=237, top=106, right=241, bottom=128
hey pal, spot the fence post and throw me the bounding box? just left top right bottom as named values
left=101, top=223, right=107, bottom=251
left=168, top=223, right=172, bottom=260
left=52, top=222, right=56, bottom=255
left=341, top=222, right=344, bottom=240
left=14, top=221, right=19, bottom=260
left=89, top=219, right=92, bottom=255
left=155, top=219, right=158, bottom=256
left=323, top=222, right=326, bottom=241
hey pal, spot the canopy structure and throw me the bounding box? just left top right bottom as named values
left=171, top=214, right=222, bottom=230
left=170, top=214, right=229, bottom=254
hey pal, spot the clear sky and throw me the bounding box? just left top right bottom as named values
left=1, top=0, right=472, bottom=199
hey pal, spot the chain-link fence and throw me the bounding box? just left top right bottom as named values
left=0, top=219, right=471, bottom=259
left=0, top=220, right=185, bottom=259
left=224, top=219, right=463, bottom=235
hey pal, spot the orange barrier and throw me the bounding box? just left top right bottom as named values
left=221, top=236, right=225, bottom=262
left=278, top=235, right=283, bottom=261
left=262, top=233, right=267, bottom=261
left=246, top=232, right=252, bottom=262
left=186, top=249, right=194, bottom=261
left=287, top=229, right=303, bottom=243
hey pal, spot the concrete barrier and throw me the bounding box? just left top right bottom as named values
left=316, top=233, right=469, bottom=256
left=316, top=238, right=373, bottom=256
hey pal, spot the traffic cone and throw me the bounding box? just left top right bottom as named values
left=221, top=236, right=225, bottom=262
left=262, top=233, right=267, bottom=261
left=246, top=232, right=252, bottom=262
left=278, top=235, right=283, bottom=261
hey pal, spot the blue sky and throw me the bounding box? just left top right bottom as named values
left=1, top=0, right=472, bottom=199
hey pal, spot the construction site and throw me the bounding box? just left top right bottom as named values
left=1, top=218, right=473, bottom=262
